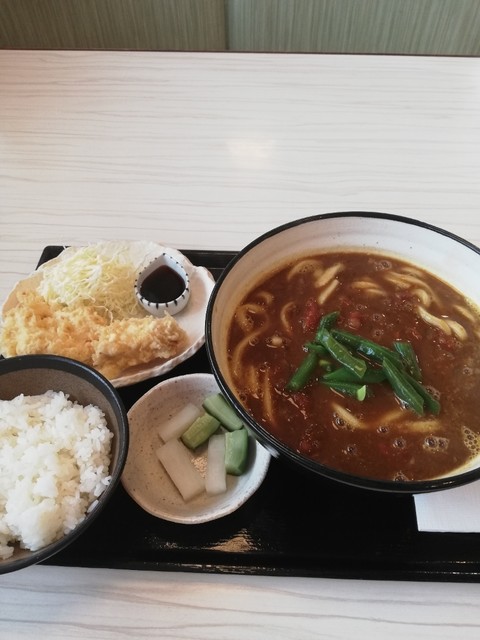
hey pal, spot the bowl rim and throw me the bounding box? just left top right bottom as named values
left=205, top=211, right=480, bottom=494
left=0, top=354, right=129, bottom=574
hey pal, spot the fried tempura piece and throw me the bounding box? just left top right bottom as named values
left=0, top=291, right=187, bottom=379
left=92, top=313, right=187, bottom=378
left=0, top=291, right=106, bottom=363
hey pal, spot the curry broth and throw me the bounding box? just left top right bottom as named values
left=226, top=251, right=480, bottom=481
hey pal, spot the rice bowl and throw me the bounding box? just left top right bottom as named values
left=0, top=390, right=112, bottom=559
left=0, top=354, right=128, bottom=574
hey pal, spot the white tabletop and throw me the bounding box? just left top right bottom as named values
left=1, top=50, right=480, bottom=639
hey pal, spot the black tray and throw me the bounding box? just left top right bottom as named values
left=35, top=246, right=480, bottom=582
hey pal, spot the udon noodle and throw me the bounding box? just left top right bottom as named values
left=226, top=250, right=480, bottom=481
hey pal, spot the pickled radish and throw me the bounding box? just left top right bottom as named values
left=155, top=394, right=249, bottom=503
left=157, top=403, right=202, bottom=442
left=155, top=439, right=204, bottom=501
left=205, top=434, right=227, bottom=495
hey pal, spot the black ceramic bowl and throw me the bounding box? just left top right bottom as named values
left=0, top=354, right=129, bottom=574
left=205, top=212, right=480, bottom=493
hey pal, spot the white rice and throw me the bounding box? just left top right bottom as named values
left=0, top=390, right=113, bottom=559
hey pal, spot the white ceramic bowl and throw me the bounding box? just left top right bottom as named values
left=205, top=212, right=480, bottom=493
left=135, top=252, right=191, bottom=317
left=122, top=373, right=271, bottom=523
left=0, top=354, right=129, bottom=574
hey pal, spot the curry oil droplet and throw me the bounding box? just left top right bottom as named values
left=423, top=436, right=449, bottom=453
left=374, top=259, right=392, bottom=271
left=462, top=426, right=480, bottom=455
left=333, top=415, right=346, bottom=429
left=343, top=444, right=358, bottom=456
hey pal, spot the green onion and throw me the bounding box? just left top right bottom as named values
left=286, top=310, right=440, bottom=417
left=356, top=385, right=368, bottom=401
left=323, top=365, right=386, bottom=384
left=314, top=311, right=340, bottom=341
left=317, top=328, right=367, bottom=379
left=393, top=340, right=422, bottom=381
left=304, top=341, right=329, bottom=356
left=382, top=357, right=425, bottom=415
left=322, top=380, right=369, bottom=401
left=285, top=351, right=319, bottom=392
left=285, top=313, right=343, bottom=392
left=404, top=373, right=440, bottom=415
left=331, top=329, right=403, bottom=368
left=318, top=359, right=333, bottom=372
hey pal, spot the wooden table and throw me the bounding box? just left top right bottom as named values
left=1, top=50, right=480, bottom=639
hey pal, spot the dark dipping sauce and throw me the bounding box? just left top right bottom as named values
left=139, top=265, right=186, bottom=303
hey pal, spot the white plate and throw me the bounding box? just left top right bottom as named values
left=112, top=246, right=214, bottom=387
left=122, top=373, right=271, bottom=524
left=1, top=242, right=215, bottom=388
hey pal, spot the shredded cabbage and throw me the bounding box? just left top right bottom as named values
left=38, top=242, right=151, bottom=320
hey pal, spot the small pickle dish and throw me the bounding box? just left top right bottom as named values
left=122, top=372, right=271, bottom=524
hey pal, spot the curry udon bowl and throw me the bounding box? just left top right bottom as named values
left=205, top=212, right=480, bottom=493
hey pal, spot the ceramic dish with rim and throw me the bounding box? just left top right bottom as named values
left=0, top=354, right=129, bottom=575
left=122, top=373, right=271, bottom=524
left=205, top=211, right=480, bottom=494
left=1, top=241, right=215, bottom=388
left=135, top=252, right=191, bottom=317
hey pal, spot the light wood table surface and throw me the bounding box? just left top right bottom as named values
left=1, top=50, right=480, bottom=639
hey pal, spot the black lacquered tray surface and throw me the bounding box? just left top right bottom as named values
left=33, top=247, right=480, bottom=581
